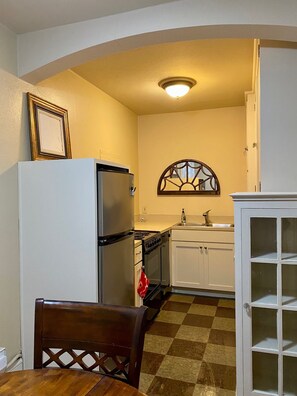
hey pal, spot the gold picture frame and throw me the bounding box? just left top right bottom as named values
left=27, top=93, right=72, bottom=160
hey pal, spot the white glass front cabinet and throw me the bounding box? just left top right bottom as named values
left=232, top=193, right=297, bottom=396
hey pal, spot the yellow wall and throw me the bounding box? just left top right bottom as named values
left=37, top=70, right=139, bottom=211
left=138, top=106, right=247, bottom=216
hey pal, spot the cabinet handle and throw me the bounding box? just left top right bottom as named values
left=243, top=302, right=251, bottom=316
left=204, top=246, right=207, bottom=252
left=200, top=246, right=203, bottom=252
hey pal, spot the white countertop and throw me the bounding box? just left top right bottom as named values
left=134, top=220, right=175, bottom=234
left=134, top=214, right=234, bottom=234
left=134, top=240, right=141, bottom=247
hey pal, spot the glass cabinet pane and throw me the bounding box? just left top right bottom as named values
left=283, top=311, right=297, bottom=354
left=252, top=352, right=278, bottom=394
left=282, top=265, right=297, bottom=307
left=282, top=218, right=297, bottom=261
left=252, top=308, right=278, bottom=351
left=251, top=218, right=277, bottom=259
left=251, top=262, right=277, bottom=305
left=283, top=356, right=297, bottom=395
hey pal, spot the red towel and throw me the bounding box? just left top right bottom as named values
left=137, top=271, right=150, bottom=298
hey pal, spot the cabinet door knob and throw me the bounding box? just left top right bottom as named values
left=243, top=302, right=251, bottom=315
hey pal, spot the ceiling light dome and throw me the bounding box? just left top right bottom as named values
left=158, top=77, right=197, bottom=98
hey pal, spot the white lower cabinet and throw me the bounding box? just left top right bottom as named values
left=232, top=193, right=297, bottom=396
left=171, top=229, right=234, bottom=292
left=204, top=242, right=235, bottom=291
left=172, top=241, right=204, bottom=288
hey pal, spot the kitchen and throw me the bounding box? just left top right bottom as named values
left=5, top=29, right=249, bottom=395
left=2, top=2, right=297, bottom=396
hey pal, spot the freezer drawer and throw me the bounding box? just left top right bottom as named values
left=98, top=233, right=134, bottom=306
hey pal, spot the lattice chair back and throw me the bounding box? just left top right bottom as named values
left=34, top=298, right=147, bottom=388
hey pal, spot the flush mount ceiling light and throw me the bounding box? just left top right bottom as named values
left=158, top=77, right=197, bottom=98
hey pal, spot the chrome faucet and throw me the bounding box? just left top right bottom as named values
left=203, top=209, right=212, bottom=226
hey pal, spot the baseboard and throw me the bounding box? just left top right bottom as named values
left=171, top=287, right=235, bottom=299
left=7, top=357, right=23, bottom=372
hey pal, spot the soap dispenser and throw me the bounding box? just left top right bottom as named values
left=181, top=208, right=186, bottom=225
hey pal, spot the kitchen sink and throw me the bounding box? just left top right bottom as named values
left=175, top=222, right=234, bottom=228
left=176, top=222, right=204, bottom=226
left=207, top=223, right=234, bottom=228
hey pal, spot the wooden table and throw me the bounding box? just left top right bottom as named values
left=0, top=368, right=147, bottom=396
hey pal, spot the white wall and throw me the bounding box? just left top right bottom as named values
left=0, top=24, right=32, bottom=362
left=138, top=106, right=247, bottom=217
left=260, top=46, right=297, bottom=191
left=0, top=23, right=17, bottom=75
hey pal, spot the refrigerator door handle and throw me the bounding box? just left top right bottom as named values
left=130, top=186, right=136, bottom=196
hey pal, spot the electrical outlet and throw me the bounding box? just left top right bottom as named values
left=142, top=206, right=147, bottom=214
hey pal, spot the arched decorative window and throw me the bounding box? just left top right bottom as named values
left=157, top=159, right=220, bottom=195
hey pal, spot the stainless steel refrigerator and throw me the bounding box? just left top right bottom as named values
left=97, top=165, right=135, bottom=306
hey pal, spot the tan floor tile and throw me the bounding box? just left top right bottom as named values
left=169, top=294, right=195, bottom=303
left=189, top=304, right=217, bottom=317
left=144, top=334, right=174, bottom=355
left=203, top=344, right=236, bottom=367
left=212, top=317, right=235, bottom=332
left=176, top=324, right=210, bottom=343
left=155, top=310, right=187, bottom=325
left=139, top=373, right=155, bottom=394
left=193, top=385, right=236, bottom=396
left=218, top=299, right=235, bottom=308
left=157, top=355, right=201, bottom=383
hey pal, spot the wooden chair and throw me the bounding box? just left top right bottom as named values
left=34, top=298, right=148, bottom=389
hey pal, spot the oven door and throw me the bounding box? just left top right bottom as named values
left=143, top=244, right=162, bottom=301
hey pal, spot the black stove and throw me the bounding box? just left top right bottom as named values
left=134, top=230, right=162, bottom=253
left=134, top=229, right=163, bottom=321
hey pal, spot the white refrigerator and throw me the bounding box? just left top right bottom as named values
left=18, top=158, right=135, bottom=369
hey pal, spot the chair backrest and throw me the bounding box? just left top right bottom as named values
left=34, top=298, right=147, bottom=388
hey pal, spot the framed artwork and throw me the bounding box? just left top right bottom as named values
left=27, top=93, right=72, bottom=160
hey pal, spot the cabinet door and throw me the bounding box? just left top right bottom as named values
left=172, top=241, right=203, bottom=288
left=134, top=261, right=143, bottom=307
left=240, top=210, right=279, bottom=395
left=204, top=243, right=235, bottom=291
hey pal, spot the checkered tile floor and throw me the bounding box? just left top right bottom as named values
left=139, top=293, right=236, bottom=396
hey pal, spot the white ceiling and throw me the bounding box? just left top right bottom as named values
left=0, top=0, right=176, bottom=33
left=0, top=0, right=254, bottom=115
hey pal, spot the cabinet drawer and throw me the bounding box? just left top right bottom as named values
left=134, top=244, right=143, bottom=264
left=171, top=229, right=234, bottom=243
